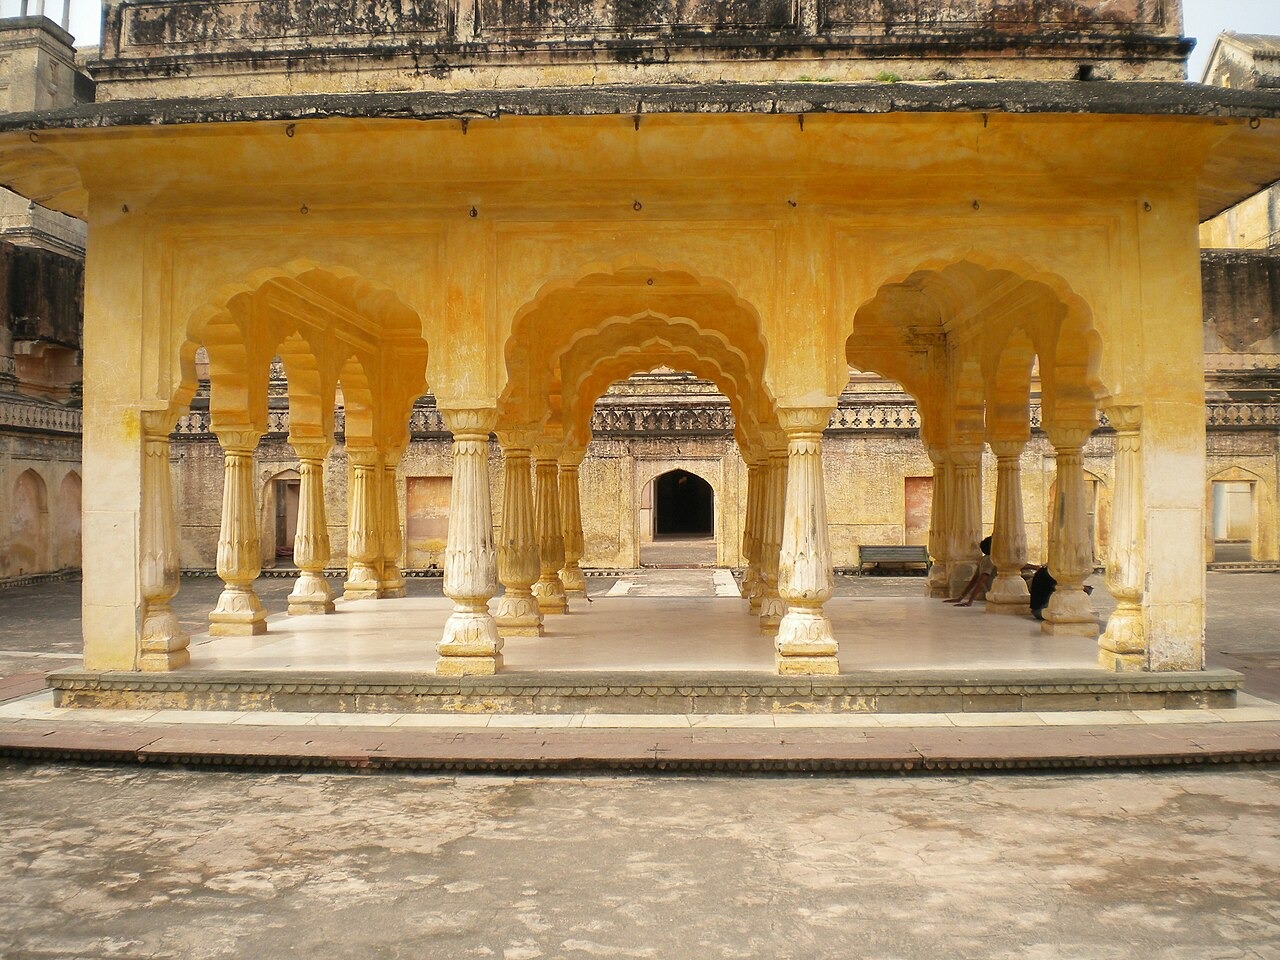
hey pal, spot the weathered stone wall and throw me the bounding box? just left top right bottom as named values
left=0, top=431, right=80, bottom=579
left=1202, top=251, right=1280, bottom=358
left=90, top=0, right=1187, bottom=99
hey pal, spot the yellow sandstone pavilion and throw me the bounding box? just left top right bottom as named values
left=2, top=0, right=1279, bottom=705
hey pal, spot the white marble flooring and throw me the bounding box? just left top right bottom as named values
left=183, top=593, right=1102, bottom=673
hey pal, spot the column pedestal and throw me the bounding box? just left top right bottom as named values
left=378, top=459, right=407, bottom=599
left=288, top=444, right=335, bottom=615
left=532, top=454, right=568, bottom=614
left=925, top=449, right=952, bottom=599
left=559, top=462, right=587, bottom=595
left=1099, top=405, right=1146, bottom=670
left=774, top=409, right=839, bottom=675
left=436, top=409, right=502, bottom=675
left=139, top=423, right=190, bottom=670
left=209, top=431, right=267, bottom=636
left=986, top=441, right=1031, bottom=616
left=757, top=448, right=787, bottom=630
left=343, top=449, right=382, bottom=601
left=496, top=442, right=544, bottom=637
left=947, top=447, right=982, bottom=598
left=1043, top=426, right=1100, bottom=638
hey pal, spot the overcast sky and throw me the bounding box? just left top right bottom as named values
left=12, top=0, right=1280, bottom=80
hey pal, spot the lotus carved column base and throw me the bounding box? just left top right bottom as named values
left=1098, top=608, right=1145, bottom=671
left=533, top=576, right=568, bottom=614
left=758, top=593, right=785, bottom=631
left=1042, top=587, right=1100, bottom=638
left=985, top=575, right=1030, bottom=616
left=925, top=564, right=951, bottom=599
left=343, top=563, right=382, bottom=601
left=140, top=605, right=190, bottom=671
left=559, top=563, right=587, bottom=595
left=436, top=605, right=503, bottom=676
left=210, top=585, right=267, bottom=636
left=288, top=572, right=336, bottom=616
left=496, top=590, right=545, bottom=637
left=774, top=609, right=839, bottom=675
left=946, top=560, right=977, bottom=599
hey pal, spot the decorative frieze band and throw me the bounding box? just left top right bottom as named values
left=166, top=401, right=1280, bottom=440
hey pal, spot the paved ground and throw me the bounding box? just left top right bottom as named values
left=1, top=571, right=1279, bottom=958
left=1, top=765, right=1279, bottom=959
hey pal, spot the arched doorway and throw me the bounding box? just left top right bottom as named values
left=654, top=469, right=714, bottom=538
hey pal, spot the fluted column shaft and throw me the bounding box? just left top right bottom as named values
left=378, top=459, right=406, bottom=598
left=210, top=430, right=267, bottom=636
left=139, top=425, right=190, bottom=669
left=775, top=408, right=838, bottom=675
left=559, top=462, right=587, bottom=595
left=532, top=456, right=568, bottom=614
left=925, top=450, right=952, bottom=598
left=1043, top=426, right=1099, bottom=637
left=343, top=448, right=382, bottom=600
left=986, top=440, right=1030, bottom=614
left=742, top=463, right=763, bottom=605
left=287, top=441, right=335, bottom=615
left=436, top=409, right=502, bottom=675
left=757, top=449, right=788, bottom=629
left=947, top=448, right=983, bottom=598
left=495, top=445, right=543, bottom=637
left=1100, top=406, right=1146, bottom=668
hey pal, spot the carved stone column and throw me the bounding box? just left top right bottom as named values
left=378, top=458, right=406, bottom=598
left=775, top=407, right=839, bottom=674
left=209, top=428, right=268, bottom=636
left=741, top=461, right=762, bottom=605
left=986, top=440, right=1031, bottom=615
left=947, top=447, right=983, bottom=597
left=559, top=459, right=587, bottom=595
left=287, top=440, right=335, bottom=616
left=343, top=447, right=382, bottom=600
left=1043, top=424, right=1099, bottom=637
left=495, top=440, right=543, bottom=637
left=139, top=417, right=189, bottom=669
left=532, top=452, right=568, bottom=614
left=1099, top=405, right=1145, bottom=668
left=436, top=408, right=502, bottom=675
left=925, top=449, right=952, bottom=599
left=757, top=446, right=788, bottom=630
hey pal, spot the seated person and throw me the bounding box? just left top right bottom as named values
left=945, top=536, right=995, bottom=607
left=1030, top=565, right=1093, bottom=620
left=1030, top=565, right=1055, bottom=620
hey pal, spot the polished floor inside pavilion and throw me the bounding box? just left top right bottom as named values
left=180, top=567, right=1103, bottom=675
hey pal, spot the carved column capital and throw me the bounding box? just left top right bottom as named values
left=1045, top=423, right=1093, bottom=450
left=988, top=439, right=1026, bottom=460
left=777, top=406, right=832, bottom=437
left=289, top=438, right=331, bottom=462
left=1101, top=403, right=1142, bottom=434
left=213, top=425, right=262, bottom=454
left=440, top=406, right=497, bottom=439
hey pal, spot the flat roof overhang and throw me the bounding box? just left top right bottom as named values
left=1, top=80, right=1279, bottom=221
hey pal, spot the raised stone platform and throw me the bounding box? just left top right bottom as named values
left=49, top=668, right=1241, bottom=716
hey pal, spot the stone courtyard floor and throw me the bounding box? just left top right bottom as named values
left=1, top=571, right=1279, bottom=958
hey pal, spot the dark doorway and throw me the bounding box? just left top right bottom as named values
left=654, top=469, right=713, bottom=538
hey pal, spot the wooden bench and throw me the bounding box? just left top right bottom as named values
left=857, top=544, right=931, bottom=575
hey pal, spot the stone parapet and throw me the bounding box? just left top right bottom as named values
left=88, top=0, right=1187, bottom=100
left=0, top=395, right=80, bottom=434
